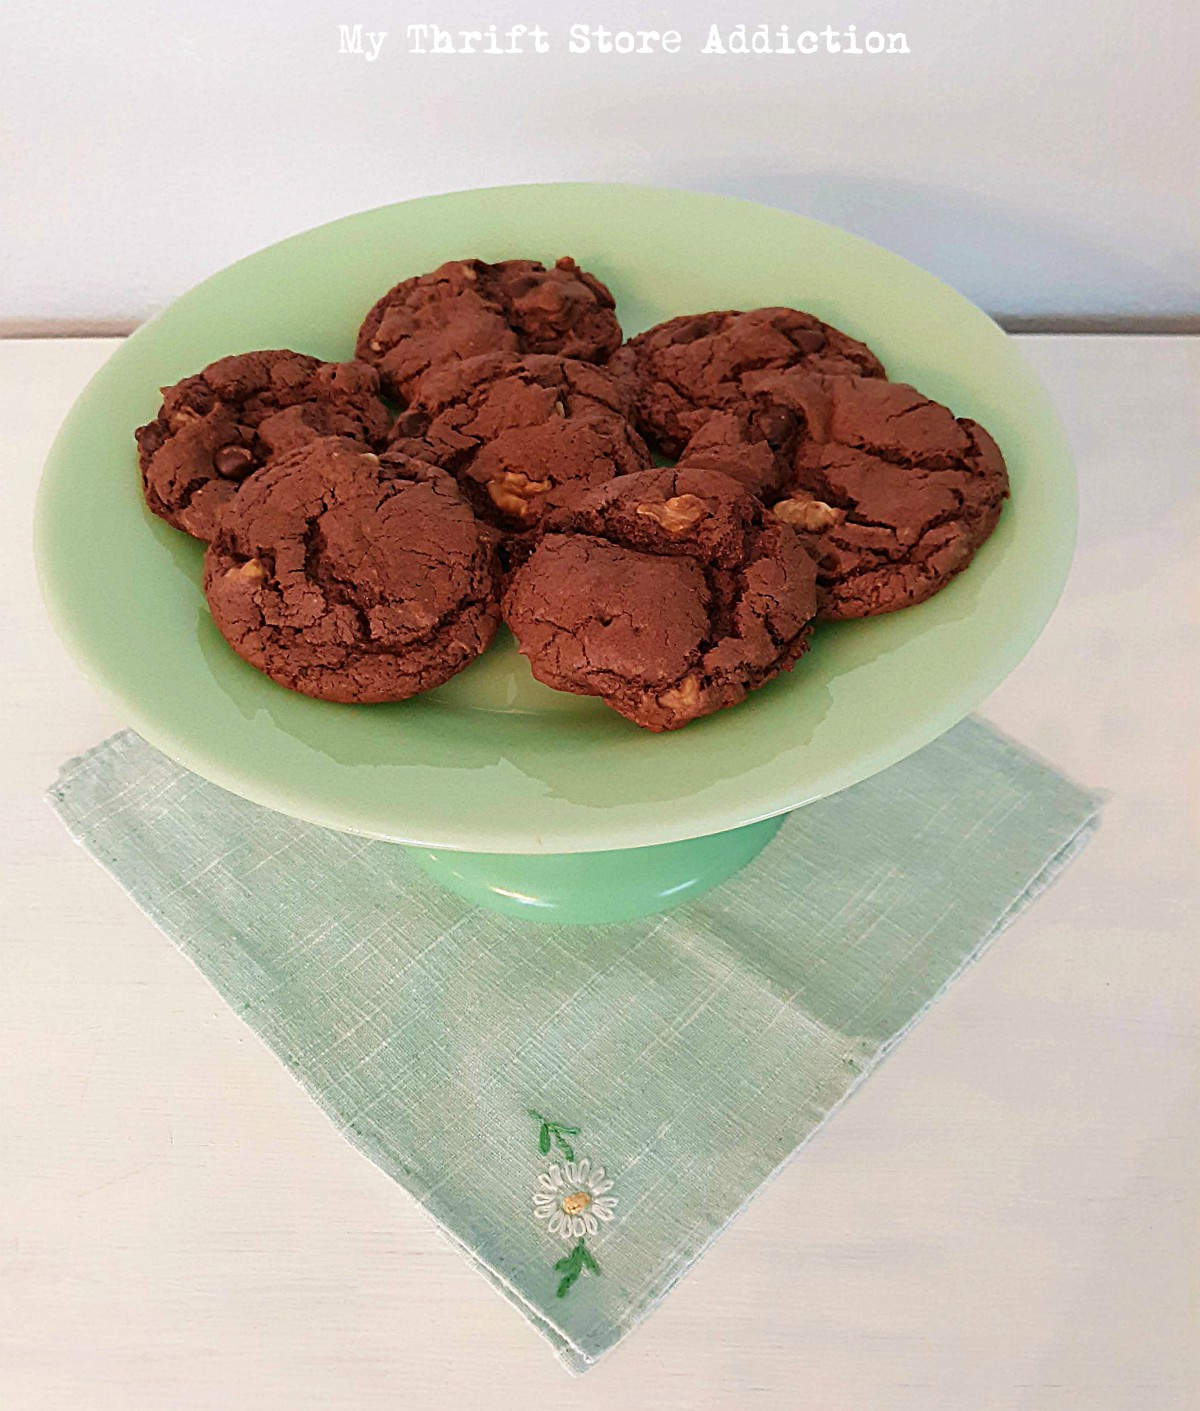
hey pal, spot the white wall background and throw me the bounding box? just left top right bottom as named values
left=1, top=0, right=1196, bottom=327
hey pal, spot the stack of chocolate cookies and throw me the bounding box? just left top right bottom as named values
left=137, top=256, right=1009, bottom=730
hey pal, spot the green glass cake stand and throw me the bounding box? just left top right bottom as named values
left=35, top=184, right=1075, bottom=924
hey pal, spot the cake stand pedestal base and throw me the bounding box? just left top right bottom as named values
left=408, top=814, right=785, bottom=925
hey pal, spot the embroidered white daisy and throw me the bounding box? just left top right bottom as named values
left=532, top=1159, right=618, bottom=1240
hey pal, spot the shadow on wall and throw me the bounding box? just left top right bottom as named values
left=669, top=166, right=1200, bottom=325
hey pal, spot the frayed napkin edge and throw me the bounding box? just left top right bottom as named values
left=45, top=728, right=1104, bottom=1375
left=561, top=800, right=1103, bottom=1373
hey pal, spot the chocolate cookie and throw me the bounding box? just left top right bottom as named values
left=136, top=350, right=392, bottom=541
left=356, top=257, right=623, bottom=401
left=203, top=438, right=501, bottom=703
left=769, top=378, right=1009, bottom=619
left=389, top=352, right=652, bottom=531
left=673, top=404, right=805, bottom=499
left=612, top=307, right=885, bottom=456
left=503, top=467, right=818, bottom=731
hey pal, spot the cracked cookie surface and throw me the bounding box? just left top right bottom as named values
left=502, top=466, right=819, bottom=730
left=136, top=350, right=392, bottom=542
left=203, top=438, right=501, bottom=702
left=769, top=378, right=1009, bottom=619
left=389, top=352, right=652, bottom=531
left=673, top=404, right=806, bottom=500
left=612, top=307, right=885, bottom=457
left=356, top=257, right=622, bottom=401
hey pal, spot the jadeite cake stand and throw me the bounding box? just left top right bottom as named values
left=34, top=185, right=1076, bottom=924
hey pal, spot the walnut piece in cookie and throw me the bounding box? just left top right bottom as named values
left=389, top=352, right=652, bottom=531
left=203, top=438, right=501, bottom=703
left=502, top=466, right=819, bottom=731
left=136, top=350, right=392, bottom=542
left=355, top=257, right=623, bottom=401
left=769, top=378, right=1010, bottom=620
left=611, top=307, right=885, bottom=457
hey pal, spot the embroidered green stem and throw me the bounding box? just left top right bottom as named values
left=528, top=1109, right=580, bottom=1162
left=554, top=1238, right=600, bottom=1298
left=530, top=1110, right=612, bottom=1294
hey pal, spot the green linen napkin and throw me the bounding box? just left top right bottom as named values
left=49, top=718, right=1099, bottom=1372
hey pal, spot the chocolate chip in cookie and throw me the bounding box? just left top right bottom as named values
left=136, top=350, right=392, bottom=541
left=356, top=257, right=622, bottom=401
left=503, top=466, right=819, bottom=730
left=389, top=352, right=651, bottom=531
left=611, top=307, right=885, bottom=457
left=203, top=438, right=501, bottom=702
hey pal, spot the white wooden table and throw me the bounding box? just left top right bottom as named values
left=2, top=337, right=1197, bottom=1410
